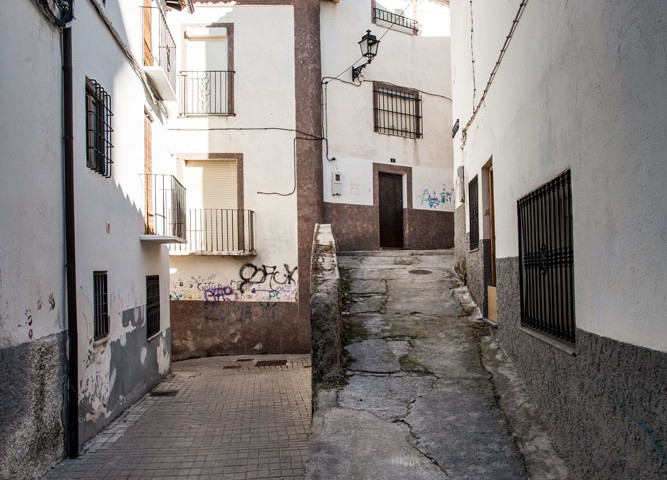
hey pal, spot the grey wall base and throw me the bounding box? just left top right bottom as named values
left=495, top=256, right=666, bottom=479
left=0, top=332, right=66, bottom=480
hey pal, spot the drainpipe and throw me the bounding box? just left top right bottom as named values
left=62, top=25, right=79, bottom=459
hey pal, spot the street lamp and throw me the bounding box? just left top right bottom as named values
left=352, top=30, right=380, bottom=81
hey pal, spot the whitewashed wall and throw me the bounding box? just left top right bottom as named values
left=0, top=0, right=65, bottom=349
left=321, top=0, right=453, bottom=211
left=451, top=0, right=667, bottom=351
left=165, top=5, right=299, bottom=303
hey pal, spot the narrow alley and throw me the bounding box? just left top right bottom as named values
left=307, top=251, right=570, bottom=479
left=44, top=355, right=311, bottom=480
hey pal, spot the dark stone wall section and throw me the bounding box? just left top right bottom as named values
left=454, top=204, right=467, bottom=276
left=0, top=332, right=66, bottom=480
left=170, top=301, right=307, bottom=360
left=465, top=239, right=490, bottom=317
left=495, top=256, right=667, bottom=480
left=325, top=202, right=454, bottom=251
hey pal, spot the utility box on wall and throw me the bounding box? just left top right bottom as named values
left=332, top=171, right=342, bottom=196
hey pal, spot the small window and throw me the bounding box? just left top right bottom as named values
left=93, top=272, right=109, bottom=340
left=468, top=176, right=479, bottom=250
left=86, top=78, right=113, bottom=177
left=518, top=170, right=575, bottom=344
left=146, top=275, right=160, bottom=338
left=373, top=83, right=422, bottom=139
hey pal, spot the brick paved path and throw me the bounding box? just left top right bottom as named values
left=44, top=354, right=311, bottom=480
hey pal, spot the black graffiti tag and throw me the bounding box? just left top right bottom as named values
left=238, top=263, right=297, bottom=293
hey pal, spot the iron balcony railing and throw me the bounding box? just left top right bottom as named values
left=179, top=70, right=235, bottom=116
left=373, top=7, right=419, bottom=34
left=141, top=6, right=177, bottom=93
left=140, top=174, right=186, bottom=240
left=171, top=209, right=255, bottom=255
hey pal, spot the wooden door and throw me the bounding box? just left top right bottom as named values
left=379, top=173, right=403, bottom=248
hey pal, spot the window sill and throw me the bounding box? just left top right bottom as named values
left=519, top=326, right=576, bottom=357
left=147, top=331, right=161, bottom=342
left=93, top=336, right=109, bottom=347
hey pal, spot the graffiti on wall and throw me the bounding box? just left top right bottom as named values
left=419, top=184, right=454, bottom=209
left=170, top=263, right=298, bottom=303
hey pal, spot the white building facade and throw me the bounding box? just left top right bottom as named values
left=1, top=1, right=190, bottom=477
left=320, top=0, right=454, bottom=250
left=164, top=0, right=322, bottom=359
left=451, top=1, right=667, bottom=478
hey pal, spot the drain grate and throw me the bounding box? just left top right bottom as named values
left=255, top=360, right=287, bottom=367
left=408, top=269, right=432, bottom=275
left=149, top=390, right=178, bottom=397
left=235, top=358, right=254, bottom=362
left=223, top=365, right=242, bottom=369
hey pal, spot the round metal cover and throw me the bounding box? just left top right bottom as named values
left=409, top=269, right=432, bottom=275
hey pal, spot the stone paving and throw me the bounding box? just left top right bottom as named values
left=44, top=354, right=311, bottom=480
left=307, top=250, right=571, bottom=480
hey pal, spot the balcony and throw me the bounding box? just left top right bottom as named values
left=179, top=70, right=235, bottom=116
left=170, top=209, right=256, bottom=256
left=141, top=6, right=177, bottom=101
left=373, top=7, right=419, bottom=35
left=139, top=174, right=187, bottom=244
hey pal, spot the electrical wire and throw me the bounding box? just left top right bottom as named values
left=168, top=126, right=321, bottom=139
left=257, top=137, right=322, bottom=196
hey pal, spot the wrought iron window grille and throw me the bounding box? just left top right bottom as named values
left=85, top=78, right=113, bottom=178
left=179, top=70, right=235, bottom=116
left=146, top=275, right=160, bottom=338
left=93, top=272, right=109, bottom=340
left=373, top=83, right=422, bottom=139
left=518, top=170, right=575, bottom=344
left=468, top=176, right=479, bottom=250
left=373, top=7, right=419, bottom=34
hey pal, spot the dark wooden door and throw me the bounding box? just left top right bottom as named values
left=379, top=173, right=403, bottom=248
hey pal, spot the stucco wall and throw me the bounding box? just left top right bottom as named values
left=320, top=0, right=453, bottom=250
left=450, top=0, right=667, bottom=477
left=451, top=0, right=667, bottom=351
left=0, top=2, right=67, bottom=478
left=72, top=0, right=172, bottom=444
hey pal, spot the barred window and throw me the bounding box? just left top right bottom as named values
left=146, top=275, right=160, bottom=338
left=93, top=272, right=109, bottom=340
left=518, top=170, right=575, bottom=344
left=468, top=176, right=479, bottom=250
left=373, top=82, right=422, bottom=139
left=86, top=78, right=113, bottom=177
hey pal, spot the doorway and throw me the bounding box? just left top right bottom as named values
left=379, top=172, right=404, bottom=248
left=484, top=162, right=497, bottom=323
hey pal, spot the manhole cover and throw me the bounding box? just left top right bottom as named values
left=149, top=390, right=178, bottom=397
left=255, top=360, right=287, bottom=367
left=409, top=269, right=432, bottom=275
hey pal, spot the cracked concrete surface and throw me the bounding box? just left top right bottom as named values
left=307, top=250, right=571, bottom=480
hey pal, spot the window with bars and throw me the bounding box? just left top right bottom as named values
left=86, top=78, right=113, bottom=177
left=468, top=176, right=479, bottom=250
left=93, top=272, right=109, bottom=340
left=146, top=275, right=160, bottom=338
left=373, top=82, right=422, bottom=139
left=518, top=170, right=575, bottom=344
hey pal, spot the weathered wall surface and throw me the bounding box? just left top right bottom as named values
left=0, top=333, right=66, bottom=480
left=0, top=1, right=67, bottom=478
left=450, top=0, right=667, bottom=477
left=495, top=257, right=667, bottom=479
left=170, top=301, right=303, bottom=360
left=310, top=224, right=342, bottom=384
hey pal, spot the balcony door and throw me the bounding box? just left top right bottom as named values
left=185, top=160, right=238, bottom=252
left=183, top=27, right=229, bottom=115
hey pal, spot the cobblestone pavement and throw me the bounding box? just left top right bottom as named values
left=307, top=251, right=570, bottom=480
left=44, top=354, right=311, bottom=480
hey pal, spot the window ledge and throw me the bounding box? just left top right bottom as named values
left=519, top=326, right=576, bottom=356
left=147, top=331, right=161, bottom=342
left=93, top=336, right=109, bottom=347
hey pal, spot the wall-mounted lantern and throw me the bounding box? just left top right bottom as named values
left=352, top=30, right=380, bottom=81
